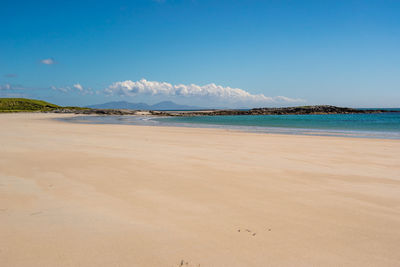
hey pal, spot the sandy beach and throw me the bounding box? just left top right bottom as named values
left=1, top=113, right=400, bottom=267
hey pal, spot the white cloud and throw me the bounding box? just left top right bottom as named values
left=0, top=84, right=27, bottom=90
left=0, top=84, right=11, bottom=90
left=0, top=92, right=26, bottom=98
left=105, top=79, right=304, bottom=104
left=51, top=84, right=93, bottom=95
left=0, top=84, right=28, bottom=97
left=51, top=85, right=70, bottom=93
left=73, top=83, right=83, bottom=91
left=40, top=58, right=55, bottom=65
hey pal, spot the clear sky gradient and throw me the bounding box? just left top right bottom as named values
left=1, top=0, right=399, bottom=107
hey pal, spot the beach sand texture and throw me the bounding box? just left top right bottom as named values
left=1, top=113, right=400, bottom=267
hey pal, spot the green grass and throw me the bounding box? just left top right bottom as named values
left=0, top=98, right=61, bottom=112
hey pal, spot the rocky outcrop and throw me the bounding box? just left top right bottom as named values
left=52, top=108, right=138, bottom=115
left=49, top=105, right=397, bottom=116
left=158, top=105, right=396, bottom=116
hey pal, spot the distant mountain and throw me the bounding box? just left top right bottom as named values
left=86, top=100, right=206, bottom=110
left=149, top=101, right=205, bottom=110
left=87, top=101, right=150, bottom=110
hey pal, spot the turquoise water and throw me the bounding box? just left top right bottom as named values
left=156, top=112, right=400, bottom=132
left=63, top=111, right=400, bottom=139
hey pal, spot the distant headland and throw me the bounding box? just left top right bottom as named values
left=0, top=98, right=398, bottom=116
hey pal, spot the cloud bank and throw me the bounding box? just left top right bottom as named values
left=105, top=79, right=304, bottom=104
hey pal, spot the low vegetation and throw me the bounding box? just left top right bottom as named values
left=0, top=98, right=88, bottom=112
left=0, top=98, right=60, bottom=112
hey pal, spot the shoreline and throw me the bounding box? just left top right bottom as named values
left=1, top=113, right=400, bottom=266
left=59, top=114, right=400, bottom=140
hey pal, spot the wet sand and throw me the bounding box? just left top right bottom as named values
left=1, top=113, right=400, bottom=266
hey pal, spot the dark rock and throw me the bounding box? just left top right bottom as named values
left=47, top=105, right=398, bottom=117
left=157, top=105, right=397, bottom=117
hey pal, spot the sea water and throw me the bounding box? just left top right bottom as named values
left=63, top=110, right=400, bottom=139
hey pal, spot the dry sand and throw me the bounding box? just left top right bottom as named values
left=1, top=113, right=400, bottom=267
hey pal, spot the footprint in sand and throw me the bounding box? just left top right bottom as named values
left=178, top=259, right=200, bottom=266
left=237, top=228, right=257, bottom=237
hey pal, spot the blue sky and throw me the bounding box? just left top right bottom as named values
left=1, top=0, right=399, bottom=107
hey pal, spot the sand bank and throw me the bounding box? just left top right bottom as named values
left=1, top=113, right=400, bottom=266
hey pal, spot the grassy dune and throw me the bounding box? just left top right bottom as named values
left=0, top=98, right=59, bottom=112
left=0, top=98, right=89, bottom=113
